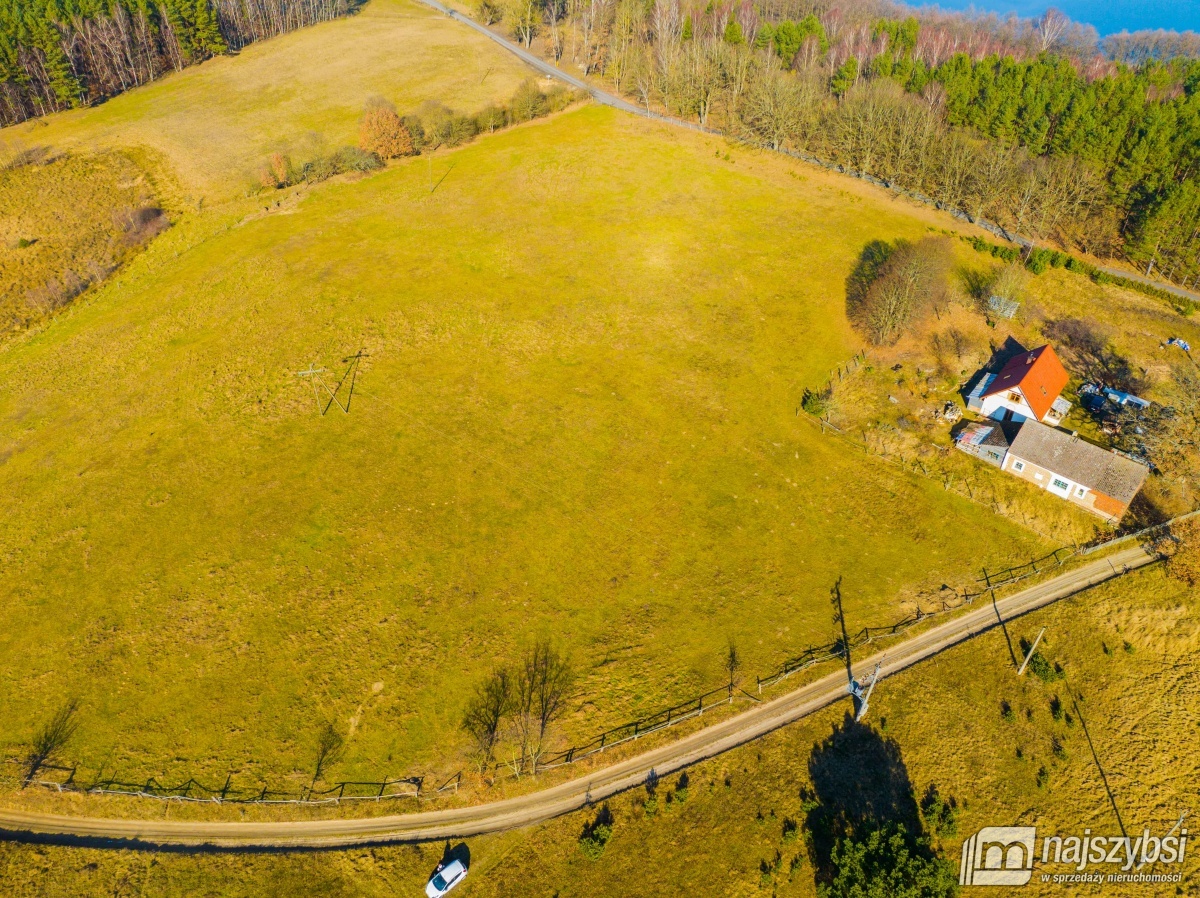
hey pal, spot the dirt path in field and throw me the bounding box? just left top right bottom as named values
left=0, top=543, right=1157, bottom=850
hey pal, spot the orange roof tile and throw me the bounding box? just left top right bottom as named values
left=982, top=344, right=1069, bottom=422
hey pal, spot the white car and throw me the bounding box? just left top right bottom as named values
left=425, top=859, right=468, bottom=897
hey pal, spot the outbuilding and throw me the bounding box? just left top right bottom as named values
left=1001, top=421, right=1148, bottom=522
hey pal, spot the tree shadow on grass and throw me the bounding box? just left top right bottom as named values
left=803, top=714, right=949, bottom=893
left=845, top=240, right=895, bottom=324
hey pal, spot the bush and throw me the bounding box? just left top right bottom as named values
left=578, top=806, right=614, bottom=859
left=920, top=785, right=959, bottom=839
left=674, top=771, right=689, bottom=804
left=476, top=104, right=507, bottom=133
left=260, top=146, right=383, bottom=190
left=112, top=205, right=169, bottom=246
left=802, top=387, right=831, bottom=416
left=333, top=146, right=385, bottom=173
left=825, top=823, right=958, bottom=898
left=1026, top=651, right=1063, bottom=683
left=509, top=79, right=549, bottom=123
left=359, top=102, right=415, bottom=159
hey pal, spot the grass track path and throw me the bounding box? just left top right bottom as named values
left=0, top=543, right=1156, bottom=850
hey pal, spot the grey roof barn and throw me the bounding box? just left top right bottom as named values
left=1007, top=422, right=1147, bottom=507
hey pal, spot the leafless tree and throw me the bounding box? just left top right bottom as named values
left=515, top=640, right=574, bottom=772
left=24, top=700, right=79, bottom=786
left=740, top=56, right=806, bottom=150
left=462, top=666, right=515, bottom=769
left=855, top=237, right=953, bottom=345
left=1035, top=8, right=1069, bottom=53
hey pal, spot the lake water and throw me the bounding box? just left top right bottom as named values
left=919, top=0, right=1199, bottom=36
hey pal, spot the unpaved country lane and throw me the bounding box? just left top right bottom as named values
left=0, top=544, right=1156, bottom=850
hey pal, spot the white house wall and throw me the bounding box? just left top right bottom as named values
left=979, top=390, right=1035, bottom=423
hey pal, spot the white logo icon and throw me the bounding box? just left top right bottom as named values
left=960, top=826, right=1037, bottom=886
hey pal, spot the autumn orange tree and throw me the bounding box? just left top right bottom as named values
left=359, top=102, right=416, bottom=159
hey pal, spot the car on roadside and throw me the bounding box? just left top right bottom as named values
left=425, top=859, right=468, bottom=897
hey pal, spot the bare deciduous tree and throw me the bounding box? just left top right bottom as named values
left=515, top=640, right=574, bottom=772
left=462, top=666, right=515, bottom=769
left=1035, top=8, right=1069, bottom=52
left=854, top=237, right=953, bottom=345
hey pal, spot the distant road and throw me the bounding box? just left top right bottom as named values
left=413, top=0, right=1200, bottom=306
left=414, top=0, right=643, bottom=117
left=0, top=543, right=1157, bottom=850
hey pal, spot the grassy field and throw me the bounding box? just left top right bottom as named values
left=0, top=104, right=1053, bottom=796
left=0, top=149, right=174, bottom=334
left=0, top=0, right=535, bottom=201
left=2, top=562, right=1194, bottom=896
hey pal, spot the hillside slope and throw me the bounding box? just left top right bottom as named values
left=0, top=106, right=1046, bottom=792
left=0, top=0, right=535, bottom=201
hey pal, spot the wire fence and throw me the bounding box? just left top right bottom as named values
left=755, top=544, right=1077, bottom=691
left=16, top=537, right=1102, bottom=807
left=19, top=763, right=463, bottom=807
left=15, top=507, right=1177, bottom=807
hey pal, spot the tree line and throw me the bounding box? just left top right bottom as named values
left=0, top=0, right=355, bottom=124
left=483, top=0, right=1199, bottom=289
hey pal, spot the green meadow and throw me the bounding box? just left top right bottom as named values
left=0, top=103, right=1048, bottom=789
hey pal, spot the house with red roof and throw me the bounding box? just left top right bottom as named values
left=966, top=344, right=1071, bottom=426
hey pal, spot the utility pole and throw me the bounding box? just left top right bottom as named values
left=849, top=659, right=884, bottom=722
left=297, top=364, right=327, bottom=413
left=1017, top=627, right=1046, bottom=676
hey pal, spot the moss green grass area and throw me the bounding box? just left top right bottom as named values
left=3, top=565, right=1195, bottom=897
left=0, top=106, right=1050, bottom=794
left=0, top=0, right=534, bottom=200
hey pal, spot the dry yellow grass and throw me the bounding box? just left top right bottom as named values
left=0, top=0, right=535, bottom=200
left=2, top=564, right=1194, bottom=896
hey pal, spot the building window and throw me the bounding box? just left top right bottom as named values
left=1012, top=461, right=1025, bottom=472
left=1076, top=486, right=1087, bottom=497
left=1008, top=391, right=1022, bottom=404
left=1053, top=478, right=1069, bottom=490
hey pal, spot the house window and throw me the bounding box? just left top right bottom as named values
left=1012, top=461, right=1025, bottom=472
left=1007, top=391, right=1022, bottom=404
left=1076, top=486, right=1087, bottom=497
left=1053, top=478, right=1069, bottom=490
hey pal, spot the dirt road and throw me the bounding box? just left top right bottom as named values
left=0, top=543, right=1156, bottom=850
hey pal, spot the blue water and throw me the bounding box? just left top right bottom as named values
left=920, top=0, right=1199, bottom=36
